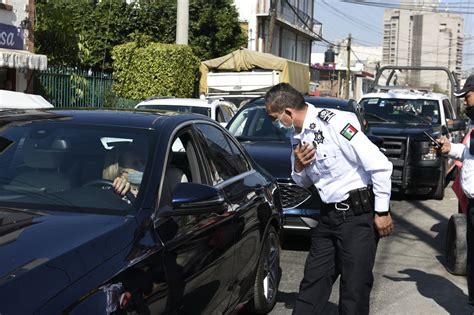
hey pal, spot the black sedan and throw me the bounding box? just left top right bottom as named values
left=0, top=109, right=281, bottom=314
left=227, top=96, right=371, bottom=233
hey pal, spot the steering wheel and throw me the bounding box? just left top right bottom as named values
left=83, top=179, right=136, bottom=204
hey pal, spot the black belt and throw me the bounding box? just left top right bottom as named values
left=321, top=186, right=374, bottom=214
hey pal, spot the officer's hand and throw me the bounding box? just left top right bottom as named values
left=437, top=136, right=451, bottom=155
left=374, top=212, right=394, bottom=238
left=294, top=142, right=316, bottom=173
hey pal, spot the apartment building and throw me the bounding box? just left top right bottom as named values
left=233, top=0, right=322, bottom=64
left=382, top=2, right=463, bottom=92
left=0, top=0, right=47, bottom=92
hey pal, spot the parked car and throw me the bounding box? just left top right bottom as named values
left=360, top=89, right=467, bottom=199
left=135, top=97, right=236, bottom=126
left=226, top=96, right=373, bottom=234
left=0, top=108, right=281, bottom=314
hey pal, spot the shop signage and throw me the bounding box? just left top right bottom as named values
left=0, top=23, right=24, bottom=50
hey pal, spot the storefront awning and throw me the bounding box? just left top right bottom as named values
left=0, top=48, right=47, bottom=71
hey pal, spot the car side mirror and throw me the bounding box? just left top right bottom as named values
left=161, top=183, right=226, bottom=217
left=447, top=118, right=466, bottom=132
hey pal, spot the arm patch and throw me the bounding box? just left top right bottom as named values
left=340, top=123, right=358, bottom=141
left=318, top=109, right=335, bottom=122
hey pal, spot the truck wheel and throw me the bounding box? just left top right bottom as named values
left=445, top=213, right=467, bottom=275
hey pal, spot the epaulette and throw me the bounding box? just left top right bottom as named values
left=317, top=109, right=336, bottom=123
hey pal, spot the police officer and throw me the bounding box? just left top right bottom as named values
left=438, top=74, right=474, bottom=304
left=265, top=83, right=394, bottom=315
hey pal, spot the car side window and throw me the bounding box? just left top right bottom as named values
left=159, top=130, right=204, bottom=209
left=194, top=123, right=251, bottom=185
left=442, top=99, right=454, bottom=120
left=218, top=105, right=231, bottom=122
left=216, top=107, right=225, bottom=123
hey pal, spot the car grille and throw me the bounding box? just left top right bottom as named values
left=378, top=135, right=408, bottom=185
left=277, top=182, right=311, bottom=208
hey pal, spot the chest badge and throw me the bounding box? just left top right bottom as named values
left=309, top=122, right=316, bottom=130
left=313, top=130, right=324, bottom=144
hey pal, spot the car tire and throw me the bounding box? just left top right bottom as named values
left=445, top=213, right=467, bottom=275
left=248, top=225, right=280, bottom=313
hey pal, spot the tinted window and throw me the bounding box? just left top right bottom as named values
left=194, top=124, right=250, bottom=185
left=228, top=104, right=288, bottom=141
left=442, top=99, right=454, bottom=120
left=0, top=122, right=151, bottom=214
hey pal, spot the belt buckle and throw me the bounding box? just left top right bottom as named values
left=335, top=202, right=350, bottom=211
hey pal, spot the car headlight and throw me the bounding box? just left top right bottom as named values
left=421, top=145, right=438, bottom=160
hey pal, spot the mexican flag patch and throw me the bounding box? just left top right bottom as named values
left=340, top=123, right=358, bottom=140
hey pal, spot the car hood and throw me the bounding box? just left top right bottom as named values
left=241, top=141, right=292, bottom=180
left=369, top=122, right=439, bottom=137
left=0, top=207, right=137, bottom=311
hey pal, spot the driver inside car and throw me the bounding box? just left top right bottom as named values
left=103, top=148, right=146, bottom=197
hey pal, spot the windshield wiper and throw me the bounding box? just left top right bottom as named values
left=364, top=113, right=390, bottom=122
left=399, top=111, right=432, bottom=124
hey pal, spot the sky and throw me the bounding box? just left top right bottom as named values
left=312, top=0, right=474, bottom=72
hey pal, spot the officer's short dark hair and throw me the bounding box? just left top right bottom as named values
left=265, top=83, right=305, bottom=113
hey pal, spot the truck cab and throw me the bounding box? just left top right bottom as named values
left=359, top=89, right=467, bottom=199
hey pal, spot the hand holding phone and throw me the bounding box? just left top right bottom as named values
left=423, top=131, right=441, bottom=149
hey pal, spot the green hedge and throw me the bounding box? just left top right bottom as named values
left=112, top=41, right=200, bottom=100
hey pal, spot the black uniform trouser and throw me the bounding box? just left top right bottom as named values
left=293, top=205, right=378, bottom=315
left=467, top=200, right=474, bottom=301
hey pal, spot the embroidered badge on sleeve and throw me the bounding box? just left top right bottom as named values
left=340, top=123, right=358, bottom=140
left=318, top=109, right=335, bottom=122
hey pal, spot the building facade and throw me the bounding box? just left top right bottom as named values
left=382, top=2, right=463, bottom=92
left=233, top=0, right=321, bottom=64
left=0, top=0, right=47, bottom=92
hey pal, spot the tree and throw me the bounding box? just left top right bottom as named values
left=36, top=0, right=247, bottom=70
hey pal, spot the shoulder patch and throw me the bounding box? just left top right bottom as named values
left=340, top=123, right=358, bottom=141
left=318, top=109, right=335, bottom=123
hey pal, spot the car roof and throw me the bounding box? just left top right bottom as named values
left=360, top=90, right=449, bottom=101
left=136, top=98, right=213, bottom=108
left=0, top=109, right=213, bottom=129
left=244, top=96, right=355, bottom=112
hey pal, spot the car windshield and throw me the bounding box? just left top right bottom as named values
left=0, top=121, right=152, bottom=215
left=227, top=103, right=289, bottom=141
left=360, top=98, right=440, bottom=125
left=137, top=104, right=211, bottom=117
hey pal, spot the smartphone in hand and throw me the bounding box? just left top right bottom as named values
left=423, top=131, right=441, bottom=149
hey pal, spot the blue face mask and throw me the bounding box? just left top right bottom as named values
left=127, top=171, right=143, bottom=185
left=272, top=115, right=295, bottom=135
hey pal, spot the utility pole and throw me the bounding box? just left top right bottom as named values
left=176, top=0, right=189, bottom=45
left=345, top=33, right=351, bottom=99
left=267, top=0, right=277, bottom=53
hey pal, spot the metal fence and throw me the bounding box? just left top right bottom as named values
left=34, top=66, right=138, bottom=108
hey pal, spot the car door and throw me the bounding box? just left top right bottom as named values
left=192, top=122, right=265, bottom=309
left=149, top=127, right=237, bottom=314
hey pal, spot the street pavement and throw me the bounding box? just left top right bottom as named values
left=271, top=185, right=473, bottom=315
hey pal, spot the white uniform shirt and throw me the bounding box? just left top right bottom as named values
left=448, top=141, right=474, bottom=198
left=290, top=105, right=393, bottom=213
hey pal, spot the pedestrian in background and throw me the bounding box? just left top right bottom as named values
left=265, top=83, right=394, bottom=315
left=438, top=74, right=474, bottom=304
